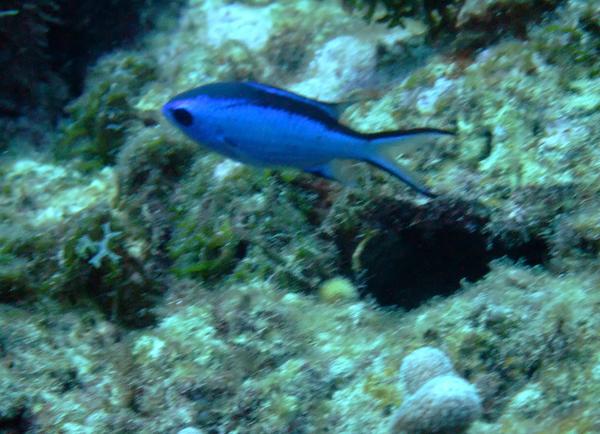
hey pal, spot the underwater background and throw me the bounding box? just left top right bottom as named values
left=0, top=0, right=599, bottom=433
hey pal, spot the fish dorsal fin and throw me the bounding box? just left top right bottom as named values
left=243, top=82, right=353, bottom=120
left=321, top=88, right=380, bottom=119
left=320, top=101, right=357, bottom=119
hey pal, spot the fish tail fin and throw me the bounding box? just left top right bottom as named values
left=362, top=128, right=454, bottom=198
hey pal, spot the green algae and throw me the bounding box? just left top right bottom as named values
left=56, top=53, right=157, bottom=171
left=57, top=207, right=163, bottom=327
left=170, top=215, right=241, bottom=280
left=0, top=158, right=163, bottom=326
left=0, top=221, right=56, bottom=302
left=166, top=155, right=339, bottom=289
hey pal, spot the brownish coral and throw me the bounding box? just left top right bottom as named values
left=341, top=0, right=564, bottom=49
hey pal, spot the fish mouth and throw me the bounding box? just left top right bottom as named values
left=162, top=100, right=176, bottom=118
left=162, top=101, right=182, bottom=124
left=161, top=101, right=172, bottom=121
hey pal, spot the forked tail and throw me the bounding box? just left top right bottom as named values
left=362, top=128, right=454, bottom=197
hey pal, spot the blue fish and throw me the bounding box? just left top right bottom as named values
left=162, top=81, right=452, bottom=197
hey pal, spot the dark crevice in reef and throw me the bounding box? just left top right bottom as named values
left=337, top=198, right=549, bottom=310
left=0, top=407, right=33, bottom=434
left=0, top=0, right=185, bottom=118
left=46, top=0, right=186, bottom=98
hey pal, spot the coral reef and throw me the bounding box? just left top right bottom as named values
left=1, top=259, right=598, bottom=432
left=341, top=0, right=564, bottom=49
left=0, top=0, right=599, bottom=432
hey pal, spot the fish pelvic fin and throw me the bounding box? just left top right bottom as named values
left=363, top=128, right=454, bottom=197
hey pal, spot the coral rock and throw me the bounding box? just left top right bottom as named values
left=399, top=346, right=455, bottom=394
left=392, top=347, right=482, bottom=433
left=391, top=374, right=482, bottom=434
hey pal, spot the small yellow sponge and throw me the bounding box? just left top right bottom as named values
left=318, top=277, right=358, bottom=303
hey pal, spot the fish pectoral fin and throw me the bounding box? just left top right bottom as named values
left=305, top=160, right=360, bottom=187
left=216, top=133, right=238, bottom=149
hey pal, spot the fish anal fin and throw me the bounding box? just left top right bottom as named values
left=305, top=159, right=360, bottom=187
left=373, top=158, right=436, bottom=197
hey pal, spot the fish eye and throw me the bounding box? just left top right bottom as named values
left=172, top=108, right=194, bottom=127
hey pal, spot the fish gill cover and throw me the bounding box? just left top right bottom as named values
left=0, top=0, right=599, bottom=433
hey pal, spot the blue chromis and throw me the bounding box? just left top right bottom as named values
left=162, top=81, right=453, bottom=197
